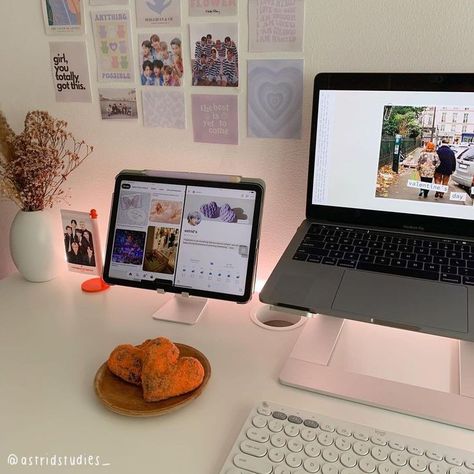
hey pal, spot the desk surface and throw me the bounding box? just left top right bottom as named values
left=1, top=272, right=474, bottom=473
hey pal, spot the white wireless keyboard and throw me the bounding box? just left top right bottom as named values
left=220, top=401, right=474, bottom=474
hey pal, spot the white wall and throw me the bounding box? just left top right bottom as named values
left=1, top=0, right=472, bottom=281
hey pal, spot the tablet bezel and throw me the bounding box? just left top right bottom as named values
left=102, top=171, right=264, bottom=303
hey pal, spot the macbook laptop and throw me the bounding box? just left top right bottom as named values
left=260, top=73, right=474, bottom=342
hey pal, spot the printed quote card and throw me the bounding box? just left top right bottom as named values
left=142, top=89, right=185, bottom=129
left=49, top=42, right=91, bottom=102
left=91, top=10, right=134, bottom=82
left=247, top=59, right=303, bottom=139
left=248, top=0, right=304, bottom=52
left=189, top=0, right=237, bottom=16
left=135, top=0, right=181, bottom=27
left=192, top=95, right=238, bottom=145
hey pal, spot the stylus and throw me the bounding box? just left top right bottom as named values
left=143, top=170, right=242, bottom=183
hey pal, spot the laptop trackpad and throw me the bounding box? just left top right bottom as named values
left=332, top=271, right=468, bottom=333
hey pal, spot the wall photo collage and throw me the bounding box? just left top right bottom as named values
left=44, top=0, right=305, bottom=143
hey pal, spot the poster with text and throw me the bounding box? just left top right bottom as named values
left=190, top=23, right=238, bottom=87
left=192, top=94, right=238, bottom=145
left=248, top=0, right=304, bottom=52
left=247, top=59, right=303, bottom=139
left=49, top=42, right=92, bottom=102
left=91, top=10, right=134, bottom=82
left=135, top=0, right=181, bottom=27
left=60, top=210, right=98, bottom=275
left=189, top=0, right=237, bottom=17
left=142, top=89, right=185, bottom=128
left=43, top=0, right=85, bottom=35
left=138, top=32, right=183, bottom=86
left=99, top=88, right=138, bottom=119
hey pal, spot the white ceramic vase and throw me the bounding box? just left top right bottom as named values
left=9, top=209, right=62, bottom=282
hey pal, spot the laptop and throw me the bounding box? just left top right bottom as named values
left=260, top=73, right=474, bottom=342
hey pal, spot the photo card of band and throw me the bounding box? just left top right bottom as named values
left=102, top=171, right=265, bottom=303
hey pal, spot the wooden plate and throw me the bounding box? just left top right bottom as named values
left=94, top=343, right=211, bottom=417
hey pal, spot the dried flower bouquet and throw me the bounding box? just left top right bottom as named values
left=0, top=110, right=93, bottom=211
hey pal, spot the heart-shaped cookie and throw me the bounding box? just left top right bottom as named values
left=142, top=344, right=205, bottom=402
left=107, top=337, right=178, bottom=385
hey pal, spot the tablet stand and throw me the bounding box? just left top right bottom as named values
left=280, top=313, right=474, bottom=429
left=152, top=293, right=208, bottom=325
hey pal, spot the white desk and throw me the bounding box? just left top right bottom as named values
left=1, top=272, right=473, bottom=473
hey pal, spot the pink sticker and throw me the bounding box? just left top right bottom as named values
left=191, top=94, right=238, bottom=145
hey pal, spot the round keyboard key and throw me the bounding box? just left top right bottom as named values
left=353, top=441, right=370, bottom=456
left=445, top=456, right=463, bottom=467
left=268, top=420, right=283, bottom=432
left=371, top=435, right=388, bottom=446
left=320, top=422, right=336, bottom=432
left=322, top=465, right=339, bottom=474
left=272, top=411, right=287, bottom=420
left=274, top=467, right=292, bottom=474
left=335, top=436, right=351, bottom=451
left=240, top=440, right=267, bottom=458
left=449, top=467, right=470, bottom=474
left=371, top=446, right=389, bottom=461
left=409, top=456, right=428, bottom=472
left=337, top=427, right=352, bottom=437
left=288, top=415, right=303, bottom=424
left=270, top=433, right=286, bottom=448
left=377, top=462, right=397, bottom=473
left=340, top=452, right=357, bottom=468
left=246, top=427, right=270, bottom=443
left=407, top=445, right=424, bottom=456
left=426, top=451, right=443, bottom=462
left=318, top=432, right=335, bottom=446
left=288, top=439, right=303, bottom=453
left=301, top=427, right=317, bottom=442
left=286, top=453, right=302, bottom=468
left=465, top=461, right=474, bottom=469
left=268, top=448, right=285, bottom=463
left=257, top=405, right=272, bottom=416
left=284, top=424, right=300, bottom=437
left=304, top=419, right=320, bottom=429
left=322, top=447, right=339, bottom=463
left=304, top=442, right=322, bottom=458
left=353, top=431, right=369, bottom=441
left=252, top=415, right=268, bottom=428
left=359, top=458, right=376, bottom=473
left=303, top=458, right=321, bottom=473
left=341, top=469, right=360, bottom=474
left=428, top=461, right=445, bottom=474
left=390, top=451, right=409, bottom=467
left=388, top=440, right=405, bottom=451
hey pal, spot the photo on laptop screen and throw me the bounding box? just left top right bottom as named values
left=375, top=105, right=474, bottom=206
left=103, top=171, right=264, bottom=303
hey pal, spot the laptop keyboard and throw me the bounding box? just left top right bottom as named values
left=293, top=224, right=474, bottom=285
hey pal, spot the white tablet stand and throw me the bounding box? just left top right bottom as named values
left=152, top=292, right=208, bottom=325
left=280, top=312, right=474, bottom=429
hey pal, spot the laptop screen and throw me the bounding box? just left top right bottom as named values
left=312, top=89, right=474, bottom=221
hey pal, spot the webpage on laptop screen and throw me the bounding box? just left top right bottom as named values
left=313, top=90, right=474, bottom=220
left=108, top=181, right=256, bottom=296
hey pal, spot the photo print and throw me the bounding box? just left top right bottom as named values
left=189, top=23, right=238, bottom=87
left=375, top=105, right=474, bottom=206
left=91, top=10, right=134, bottom=82
left=60, top=209, right=98, bottom=274
left=135, top=0, right=181, bottom=27
left=112, top=229, right=146, bottom=265
left=98, top=88, right=138, bottom=120
left=142, top=89, right=186, bottom=129
left=143, top=226, right=179, bottom=274
left=43, top=0, right=85, bottom=35
left=189, top=0, right=237, bottom=17
left=138, top=32, right=183, bottom=86
left=247, top=59, right=303, bottom=139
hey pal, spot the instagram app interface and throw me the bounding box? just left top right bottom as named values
left=109, top=181, right=256, bottom=296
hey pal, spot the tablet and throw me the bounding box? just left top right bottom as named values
left=103, top=170, right=265, bottom=303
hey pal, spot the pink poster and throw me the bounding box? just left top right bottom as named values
left=191, top=94, right=238, bottom=145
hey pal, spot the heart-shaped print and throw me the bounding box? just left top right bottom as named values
left=142, top=344, right=205, bottom=402
left=109, top=42, right=118, bottom=52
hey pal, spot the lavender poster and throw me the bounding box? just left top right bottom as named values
left=192, top=94, right=238, bottom=145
